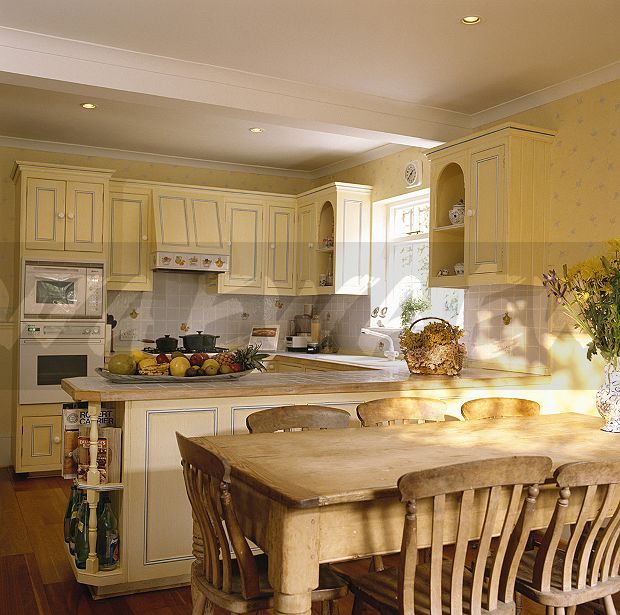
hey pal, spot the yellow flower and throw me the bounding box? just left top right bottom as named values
left=568, top=257, right=605, bottom=280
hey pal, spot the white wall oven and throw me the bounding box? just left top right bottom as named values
left=19, top=322, right=105, bottom=404
left=23, top=261, right=104, bottom=320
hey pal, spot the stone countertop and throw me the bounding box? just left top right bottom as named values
left=62, top=353, right=550, bottom=402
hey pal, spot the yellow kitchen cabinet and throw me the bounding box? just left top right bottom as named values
left=108, top=182, right=153, bottom=291
left=17, top=405, right=62, bottom=472
left=13, top=162, right=113, bottom=257
left=218, top=199, right=264, bottom=293
left=152, top=187, right=227, bottom=254
left=426, top=123, right=555, bottom=288
left=296, top=183, right=372, bottom=296
left=265, top=201, right=296, bottom=295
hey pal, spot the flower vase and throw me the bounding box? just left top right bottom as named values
left=596, top=363, right=620, bottom=432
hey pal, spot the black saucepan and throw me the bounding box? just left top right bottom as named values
left=180, top=331, right=220, bottom=352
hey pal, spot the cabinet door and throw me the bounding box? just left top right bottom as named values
left=190, top=195, right=227, bottom=254
left=108, top=191, right=152, bottom=291
left=297, top=203, right=316, bottom=292
left=334, top=194, right=371, bottom=295
left=24, top=178, right=66, bottom=251
left=65, top=181, right=105, bottom=252
left=21, top=415, right=62, bottom=469
left=153, top=193, right=192, bottom=249
left=265, top=204, right=295, bottom=294
left=469, top=145, right=505, bottom=275
left=219, top=201, right=264, bottom=292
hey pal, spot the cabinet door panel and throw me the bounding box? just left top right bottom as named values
left=335, top=197, right=370, bottom=294
left=221, top=202, right=263, bottom=290
left=108, top=191, right=151, bottom=290
left=297, top=203, right=316, bottom=292
left=21, top=415, right=62, bottom=468
left=156, top=195, right=191, bottom=248
left=191, top=197, right=226, bottom=253
left=266, top=205, right=295, bottom=293
left=65, top=182, right=104, bottom=252
left=469, top=146, right=504, bottom=275
left=25, top=178, right=66, bottom=250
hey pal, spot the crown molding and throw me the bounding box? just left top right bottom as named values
left=310, top=144, right=411, bottom=179
left=472, top=61, right=620, bottom=126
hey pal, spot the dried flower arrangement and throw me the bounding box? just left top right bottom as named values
left=400, top=317, right=466, bottom=376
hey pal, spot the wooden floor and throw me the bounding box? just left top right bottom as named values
left=0, top=468, right=602, bottom=615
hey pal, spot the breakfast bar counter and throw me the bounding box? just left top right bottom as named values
left=59, top=354, right=553, bottom=598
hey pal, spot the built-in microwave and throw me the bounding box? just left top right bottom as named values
left=23, top=261, right=104, bottom=320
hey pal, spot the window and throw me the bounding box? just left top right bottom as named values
left=370, top=190, right=463, bottom=330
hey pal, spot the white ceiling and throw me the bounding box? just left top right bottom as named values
left=0, top=1, right=618, bottom=175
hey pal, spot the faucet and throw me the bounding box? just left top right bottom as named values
left=360, top=328, right=399, bottom=361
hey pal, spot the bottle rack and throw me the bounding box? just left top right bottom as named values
left=65, top=401, right=125, bottom=586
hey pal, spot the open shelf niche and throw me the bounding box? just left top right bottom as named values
left=430, top=162, right=466, bottom=288
left=316, top=200, right=335, bottom=291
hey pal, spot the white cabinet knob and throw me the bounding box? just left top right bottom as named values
left=142, top=235, right=148, bottom=241
left=57, top=212, right=65, bottom=219
left=270, top=243, right=276, bottom=249
left=467, top=209, right=474, bottom=217
left=67, top=213, right=74, bottom=220
left=308, top=242, right=314, bottom=248
left=53, top=436, right=61, bottom=444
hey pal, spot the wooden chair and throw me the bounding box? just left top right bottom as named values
left=461, top=397, right=541, bottom=421
left=246, top=404, right=351, bottom=433
left=515, top=460, right=620, bottom=615
left=347, top=455, right=552, bottom=615
left=356, top=397, right=457, bottom=427
left=176, top=432, right=348, bottom=615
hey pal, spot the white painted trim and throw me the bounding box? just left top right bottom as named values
left=373, top=188, right=431, bottom=208
left=311, top=144, right=412, bottom=178
left=472, top=62, right=620, bottom=126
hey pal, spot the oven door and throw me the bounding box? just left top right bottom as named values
left=23, top=265, right=87, bottom=319
left=19, top=339, right=104, bottom=404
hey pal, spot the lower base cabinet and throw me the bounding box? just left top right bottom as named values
left=16, top=404, right=62, bottom=473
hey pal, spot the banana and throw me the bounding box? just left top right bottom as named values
left=138, top=364, right=170, bottom=376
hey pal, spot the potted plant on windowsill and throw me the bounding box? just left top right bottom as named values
left=543, top=239, right=620, bottom=432
left=400, top=294, right=431, bottom=329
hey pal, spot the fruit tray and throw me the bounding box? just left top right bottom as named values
left=95, top=367, right=255, bottom=384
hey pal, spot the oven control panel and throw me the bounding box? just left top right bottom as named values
left=21, top=322, right=104, bottom=339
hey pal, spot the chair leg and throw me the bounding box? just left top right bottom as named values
left=566, top=606, right=576, bottom=615
left=191, top=593, right=207, bottom=615
left=515, top=592, right=523, bottom=615
left=352, top=594, right=365, bottom=615
left=369, top=555, right=385, bottom=572
left=556, top=608, right=566, bottom=615
left=546, top=607, right=555, bottom=615
left=321, top=600, right=339, bottom=615
left=604, top=595, right=617, bottom=615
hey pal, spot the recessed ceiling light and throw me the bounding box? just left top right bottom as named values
left=461, top=15, right=481, bottom=25
left=249, top=127, right=264, bottom=133
left=80, top=102, right=97, bottom=109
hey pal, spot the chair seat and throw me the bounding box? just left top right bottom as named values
left=349, top=559, right=515, bottom=615
left=515, top=549, right=620, bottom=608
left=192, top=556, right=348, bottom=614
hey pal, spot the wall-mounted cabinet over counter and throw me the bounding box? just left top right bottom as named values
left=426, top=123, right=555, bottom=288
left=12, top=162, right=114, bottom=258
left=296, top=183, right=372, bottom=296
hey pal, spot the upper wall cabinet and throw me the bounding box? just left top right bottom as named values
left=107, top=182, right=152, bottom=292
left=296, top=183, right=372, bottom=296
left=13, top=162, right=114, bottom=257
left=426, top=123, right=555, bottom=288
left=152, top=187, right=227, bottom=254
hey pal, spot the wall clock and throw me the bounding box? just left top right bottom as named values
left=404, top=160, right=422, bottom=187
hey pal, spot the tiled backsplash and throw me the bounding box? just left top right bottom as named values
left=463, top=285, right=549, bottom=373
left=108, top=271, right=377, bottom=353
left=109, top=274, right=549, bottom=369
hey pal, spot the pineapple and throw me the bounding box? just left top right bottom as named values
left=213, top=351, right=236, bottom=367
left=234, top=344, right=269, bottom=372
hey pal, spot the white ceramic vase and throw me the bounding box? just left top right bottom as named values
left=596, top=362, right=620, bottom=432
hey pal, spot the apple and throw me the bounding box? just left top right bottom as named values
left=156, top=353, right=170, bottom=364
left=189, top=353, right=205, bottom=366
left=219, top=364, right=232, bottom=374
left=230, top=363, right=242, bottom=372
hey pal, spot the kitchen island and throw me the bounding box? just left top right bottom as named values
left=61, top=354, right=549, bottom=597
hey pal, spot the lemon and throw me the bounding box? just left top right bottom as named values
left=108, top=354, right=137, bottom=375
left=130, top=350, right=151, bottom=363
left=202, top=358, right=220, bottom=376
left=170, top=356, right=191, bottom=377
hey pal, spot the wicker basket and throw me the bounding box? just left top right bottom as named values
left=400, top=316, right=466, bottom=376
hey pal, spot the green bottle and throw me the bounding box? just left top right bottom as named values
left=68, top=491, right=84, bottom=555
left=96, top=494, right=120, bottom=570
left=74, top=498, right=90, bottom=569
left=64, top=484, right=78, bottom=543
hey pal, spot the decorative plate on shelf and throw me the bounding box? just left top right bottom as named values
left=95, top=367, right=255, bottom=384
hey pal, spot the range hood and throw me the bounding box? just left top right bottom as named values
left=151, top=251, right=229, bottom=273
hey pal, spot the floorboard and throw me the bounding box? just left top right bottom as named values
left=0, top=471, right=607, bottom=614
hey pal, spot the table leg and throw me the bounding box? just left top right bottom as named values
left=268, top=504, right=319, bottom=615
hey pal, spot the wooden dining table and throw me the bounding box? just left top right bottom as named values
left=192, top=413, right=619, bottom=615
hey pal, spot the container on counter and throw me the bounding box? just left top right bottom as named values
left=306, top=342, right=320, bottom=354
left=311, top=315, right=321, bottom=342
